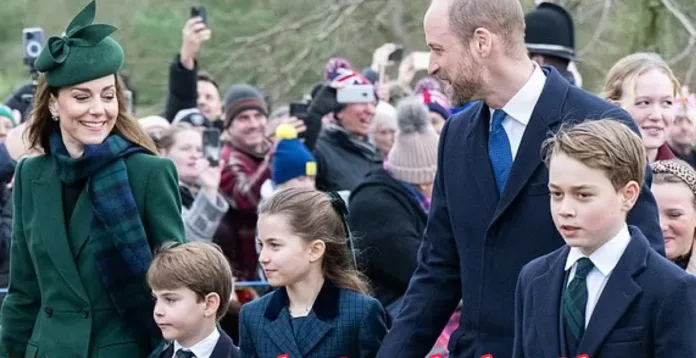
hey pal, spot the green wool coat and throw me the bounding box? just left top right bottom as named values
left=0, top=153, right=185, bottom=358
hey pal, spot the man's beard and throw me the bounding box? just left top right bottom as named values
left=445, top=60, right=483, bottom=107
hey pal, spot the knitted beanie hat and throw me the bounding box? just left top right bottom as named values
left=324, top=57, right=353, bottom=83
left=35, top=1, right=124, bottom=87
left=223, top=84, right=268, bottom=128
left=173, top=108, right=210, bottom=127
left=371, top=101, right=397, bottom=133
left=418, top=89, right=451, bottom=120
left=329, top=68, right=375, bottom=113
left=272, top=124, right=317, bottom=186
left=388, top=97, right=439, bottom=185
left=414, top=76, right=442, bottom=94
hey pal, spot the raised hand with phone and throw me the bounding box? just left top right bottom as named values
left=180, top=6, right=211, bottom=70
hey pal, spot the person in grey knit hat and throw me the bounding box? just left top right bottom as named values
left=348, top=96, right=439, bottom=321
left=223, top=84, right=268, bottom=130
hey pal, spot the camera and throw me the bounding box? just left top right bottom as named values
left=23, top=28, right=44, bottom=70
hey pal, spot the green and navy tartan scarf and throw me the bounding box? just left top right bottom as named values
left=49, top=130, right=160, bottom=350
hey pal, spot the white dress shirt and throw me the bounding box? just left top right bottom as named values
left=564, top=224, right=631, bottom=327
left=173, top=328, right=220, bottom=358
left=489, top=64, right=547, bottom=159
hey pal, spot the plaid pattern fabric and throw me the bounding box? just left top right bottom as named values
left=49, top=131, right=158, bottom=347
left=239, top=287, right=387, bottom=358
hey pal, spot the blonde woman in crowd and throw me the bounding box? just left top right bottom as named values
left=603, top=52, right=680, bottom=163
left=157, top=124, right=229, bottom=242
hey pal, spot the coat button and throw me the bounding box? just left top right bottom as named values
left=82, top=309, right=89, bottom=319
left=44, top=307, right=53, bottom=317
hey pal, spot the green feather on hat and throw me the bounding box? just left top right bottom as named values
left=35, top=1, right=124, bottom=87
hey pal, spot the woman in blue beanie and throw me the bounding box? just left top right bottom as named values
left=0, top=2, right=185, bottom=357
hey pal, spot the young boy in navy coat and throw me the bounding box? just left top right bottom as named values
left=148, top=242, right=240, bottom=358
left=513, top=119, right=696, bottom=358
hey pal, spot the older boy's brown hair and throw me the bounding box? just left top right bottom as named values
left=542, top=119, right=646, bottom=189
left=147, top=241, right=233, bottom=320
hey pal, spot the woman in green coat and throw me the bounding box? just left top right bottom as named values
left=0, top=2, right=185, bottom=357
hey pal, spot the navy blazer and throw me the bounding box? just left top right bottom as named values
left=158, top=329, right=240, bottom=358
left=376, top=67, right=664, bottom=358
left=238, top=284, right=387, bottom=358
left=513, top=226, right=696, bottom=358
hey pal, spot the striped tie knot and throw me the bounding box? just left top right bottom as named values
left=574, top=258, right=594, bottom=280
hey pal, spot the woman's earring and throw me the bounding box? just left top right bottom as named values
left=52, top=114, right=59, bottom=122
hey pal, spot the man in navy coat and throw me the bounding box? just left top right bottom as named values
left=375, top=0, right=664, bottom=357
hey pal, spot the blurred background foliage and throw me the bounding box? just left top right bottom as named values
left=0, top=0, right=694, bottom=116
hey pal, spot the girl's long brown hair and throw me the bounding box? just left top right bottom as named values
left=258, top=187, right=371, bottom=295
left=27, top=74, right=157, bottom=154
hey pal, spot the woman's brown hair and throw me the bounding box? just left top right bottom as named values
left=27, top=74, right=157, bottom=154
left=258, top=187, right=371, bottom=295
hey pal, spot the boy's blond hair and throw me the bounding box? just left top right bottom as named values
left=542, top=119, right=646, bottom=189
left=147, top=241, right=233, bottom=320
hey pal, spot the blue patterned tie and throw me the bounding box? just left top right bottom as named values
left=488, top=110, right=513, bottom=193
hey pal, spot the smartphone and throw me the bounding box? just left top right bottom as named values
left=190, top=6, right=207, bottom=24
left=202, top=128, right=221, bottom=167
left=412, top=51, right=431, bottom=70
left=22, top=27, right=44, bottom=68
left=388, top=46, right=405, bottom=63
left=289, top=102, right=308, bottom=118
left=337, top=85, right=376, bottom=104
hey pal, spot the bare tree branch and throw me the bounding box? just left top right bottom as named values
left=662, top=0, right=696, bottom=65
left=579, top=0, right=613, bottom=57
left=686, top=55, right=696, bottom=85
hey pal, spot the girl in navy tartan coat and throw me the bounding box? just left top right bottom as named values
left=239, top=187, right=388, bottom=358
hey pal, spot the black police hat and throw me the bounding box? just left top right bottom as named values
left=524, top=2, right=576, bottom=61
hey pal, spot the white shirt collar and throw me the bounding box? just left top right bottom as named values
left=173, top=328, right=220, bottom=358
left=489, top=64, right=546, bottom=126
left=565, top=224, right=631, bottom=276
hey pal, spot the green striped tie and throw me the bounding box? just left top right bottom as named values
left=175, top=349, right=196, bottom=358
left=563, top=257, right=594, bottom=340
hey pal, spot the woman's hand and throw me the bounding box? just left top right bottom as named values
left=196, top=159, right=222, bottom=201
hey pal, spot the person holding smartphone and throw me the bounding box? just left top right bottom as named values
left=309, top=68, right=383, bottom=193
left=162, top=7, right=224, bottom=130
left=157, top=124, right=228, bottom=243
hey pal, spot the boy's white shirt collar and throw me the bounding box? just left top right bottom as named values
left=173, top=328, right=219, bottom=358
left=565, top=224, right=631, bottom=276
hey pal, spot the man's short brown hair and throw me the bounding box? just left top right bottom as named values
left=447, top=0, right=527, bottom=56
left=542, top=119, right=646, bottom=189
left=197, top=71, right=219, bottom=90
left=147, top=241, right=233, bottom=320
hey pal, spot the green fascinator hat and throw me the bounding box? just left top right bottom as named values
left=35, top=1, right=124, bottom=87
